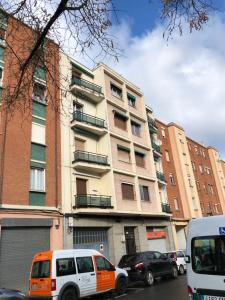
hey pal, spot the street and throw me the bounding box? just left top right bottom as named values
left=85, top=275, right=189, bottom=300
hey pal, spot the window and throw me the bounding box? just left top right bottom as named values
left=174, top=198, right=179, bottom=211
left=135, top=152, right=145, bottom=167
left=95, top=256, right=113, bottom=271
left=117, top=146, right=130, bottom=163
left=202, top=150, right=206, bottom=157
left=165, top=151, right=170, bottom=162
left=199, top=165, right=203, bottom=174
left=111, top=83, right=122, bottom=99
left=140, top=185, right=150, bottom=201
left=192, top=236, right=225, bottom=275
left=56, top=258, right=76, bottom=276
left=188, top=178, right=193, bottom=187
left=76, top=257, right=94, bottom=273
left=192, top=197, right=198, bottom=210
left=30, top=168, right=45, bottom=191
left=208, top=185, right=214, bottom=195
left=127, top=93, right=136, bottom=107
left=33, top=83, right=46, bottom=104
left=31, top=143, right=46, bottom=162
left=131, top=121, right=141, bottom=136
left=196, top=181, right=201, bottom=191
left=192, top=162, right=196, bottom=171
left=0, top=46, right=4, bottom=61
left=207, top=168, right=211, bottom=175
left=31, top=260, right=50, bottom=278
left=161, top=128, right=166, bottom=138
left=169, top=173, right=175, bottom=185
left=114, top=112, right=127, bottom=130
left=0, top=28, right=5, bottom=42
left=34, top=66, right=46, bottom=81
left=121, top=183, right=135, bottom=200
left=0, top=67, right=3, bottom=83
left=73, top=101, right=83, bottom=112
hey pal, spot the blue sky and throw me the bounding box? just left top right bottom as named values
left=105, top=0, right=225, bottom=160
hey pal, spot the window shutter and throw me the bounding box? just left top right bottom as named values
left=121, top=183, right=134, bottom=200
left=118, top=148, right=130, bottom=163
left=75, top=139, right=85, bottom=151
left=76, top=178, right=87, bottom=195
left=135, top=152, right=145, bottom=167
left=31, top=143, right=46, bottom=162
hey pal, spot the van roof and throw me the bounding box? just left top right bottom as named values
left=189, top=215, right=225, bottom=237
left=34, top=249, right=102, bottom=260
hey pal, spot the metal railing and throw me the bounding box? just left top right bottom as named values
left=161, top=203, right=172, bottom=213
left=75, top=194, right=112, bottom=208
left=152, top=141, right=161, bottom=153
left=74, top=150, right=108, bottom=165
left=71, top=76, right=102, bottom=94
left=156, top=171, right=166, bottom=182
left=73, top=111, right=106, bottom=128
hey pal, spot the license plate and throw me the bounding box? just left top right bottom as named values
left=203, top=296, right=225, bottom=300
left=123, top=267, right=131, bottom=271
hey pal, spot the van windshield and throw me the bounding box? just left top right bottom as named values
left=32, top=260, right=50, bottom=278
left=192, top=236, right=225, bottom=275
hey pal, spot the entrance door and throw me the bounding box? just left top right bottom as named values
left=124, top=227, right=136, bottom=255
left=94, top=256, right=115, bottom=292
left=76, top=178, right=87, bottom=195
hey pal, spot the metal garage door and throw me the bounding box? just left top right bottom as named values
left=148, top=238, right=167, bottom=253
left=73, top=228, right=109, bottom=259
left=0, top=227, right=50, bottom=292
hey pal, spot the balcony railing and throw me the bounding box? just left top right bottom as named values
left=152, top=141, right=161, bottom=153
left=156, top=171, right=166, bottom=182
left=73, top=111, right=106, bottom=128
left=71, top=76, right=102, bottom=94
left=74, top=150, right=108, bottom=165
left=75, top=194, right=112, bottom=208
left=161, top=203, right=172, bottom=214
left=148, top=117, right=158, bottom=133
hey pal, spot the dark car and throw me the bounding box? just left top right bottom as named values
left=118, top=251, right=178, bottom=286
left=0, top=289, right=25, bottom=300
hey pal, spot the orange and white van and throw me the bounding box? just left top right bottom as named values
left=28, top=249, right=128, bottom=300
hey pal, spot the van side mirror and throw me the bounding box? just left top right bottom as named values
left=185, top=255, right=191, bottom=263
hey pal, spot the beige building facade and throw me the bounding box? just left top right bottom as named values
left=60, top=57, right=175, bottom=264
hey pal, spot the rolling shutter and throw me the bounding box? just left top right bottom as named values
left=121, top=183, right=135, bottom=200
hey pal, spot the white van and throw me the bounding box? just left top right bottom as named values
left=28, top=249, right=128, bottom=300
left=186, top=216, right=225, bottom=300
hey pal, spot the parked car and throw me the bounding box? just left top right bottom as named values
left=164, top=250, right=186, bottom=275
left=28, top=249, right=128, bottom=300
left=118, top=251, right=178, bottom=286
left=0, top=289, right=25, bottom=300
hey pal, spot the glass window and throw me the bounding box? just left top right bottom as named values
left=165, top=151, right=170, bottom=162
left=131, top=121, right=141, bottom=136
left=127, top=93, right=136, bottom=107
left=32, top=260, right=50, bottom=278
left=76, top=257, right=94, bottom=273
left=33, top=83, right=46, bottom=104
left=192, top=236, right=225, bottom=275
left=118, top=146, right=130, bottom=163
left=111, top=83, right=122, bottom=99
left=174, top=198, right=179, bottom=210
left=177, top=251, right=184, bottom=258
left=140, top=185, right=150, bottom=201
left=154, top=252, right=162, bottom=259
left=169, top=173, right=175, bottom=185
left=30, top=168, right=45, bottom=191
left=95, top=256, right=106, bottom=271
left=56, top=258, right=76, bottom=276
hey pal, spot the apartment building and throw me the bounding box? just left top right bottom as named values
left=187, top=139, right=223, bottom=216
left=61, top=57, right=175, bottom=264
left=0, top=11, right=62, bottom=291
left=222, top=160, right=225, bottom=177
left=155, top=119, right=187, bottom=250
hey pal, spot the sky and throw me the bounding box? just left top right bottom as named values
left=76, top=0, right=225, bottom=160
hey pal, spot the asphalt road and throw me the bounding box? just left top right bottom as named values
left=86, top=275, right=189, bottom=300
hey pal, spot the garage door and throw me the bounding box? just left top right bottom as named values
left=73, top=228, right=109, bottom=259
left=0, top=227, right=50, bottom=292
left=148, top=238, right=167, bottom=253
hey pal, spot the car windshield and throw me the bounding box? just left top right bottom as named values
left=165, top=252, right=176, bottom=258
left=119, top=254, right=142, bottom=265
left=192, top=235, right=225, bottom=275
left=32, top=260, right=50, bottom=278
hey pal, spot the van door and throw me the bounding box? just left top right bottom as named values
left=94, top=256, right=115, bottom=292
left=75, top=256, right=96, bottom=297
left=30, top=260, right=51, bottom=296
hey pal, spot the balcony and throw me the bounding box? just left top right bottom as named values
left=161, top=203, right=172, bottom=214
left=70, top=77, right=104, bottom=103
left=73, top=150, right=110, bottom=174
left=71, top=111, right=107, bottom=136
left=148, top=117, right=158, bottom=134
left=152, top=141, right=161, bottom=155
left=156, top=171, right=166, bottom=184
left=74, top=194, right=113, bottom=209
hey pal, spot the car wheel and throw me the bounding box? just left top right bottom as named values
left=179, top=265, right=185, bottom=275
left=116, top=277, right=127, bottom=295
left=171, top=266, right=178, bottom=279
left=61, top=288, right=77, bottom=300
left=144, top=271, right=154, bottom=286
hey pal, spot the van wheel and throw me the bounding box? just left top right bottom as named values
left=62, top=288, right=77, bottom=300
left=179, top=265, right=185, bottom=275
left=171, top=266, right=178, bottom=279
left=144, top=271, right=154, bottom=286
left=116, top=277, right=127, bottom=295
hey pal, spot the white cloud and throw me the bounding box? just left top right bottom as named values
left=106, top=15, right=225, bottom=159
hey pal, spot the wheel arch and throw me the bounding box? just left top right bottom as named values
left=58, top=282, right=80, bottom=300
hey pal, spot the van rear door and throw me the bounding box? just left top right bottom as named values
left=30, top=260, right=52, bottom=296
